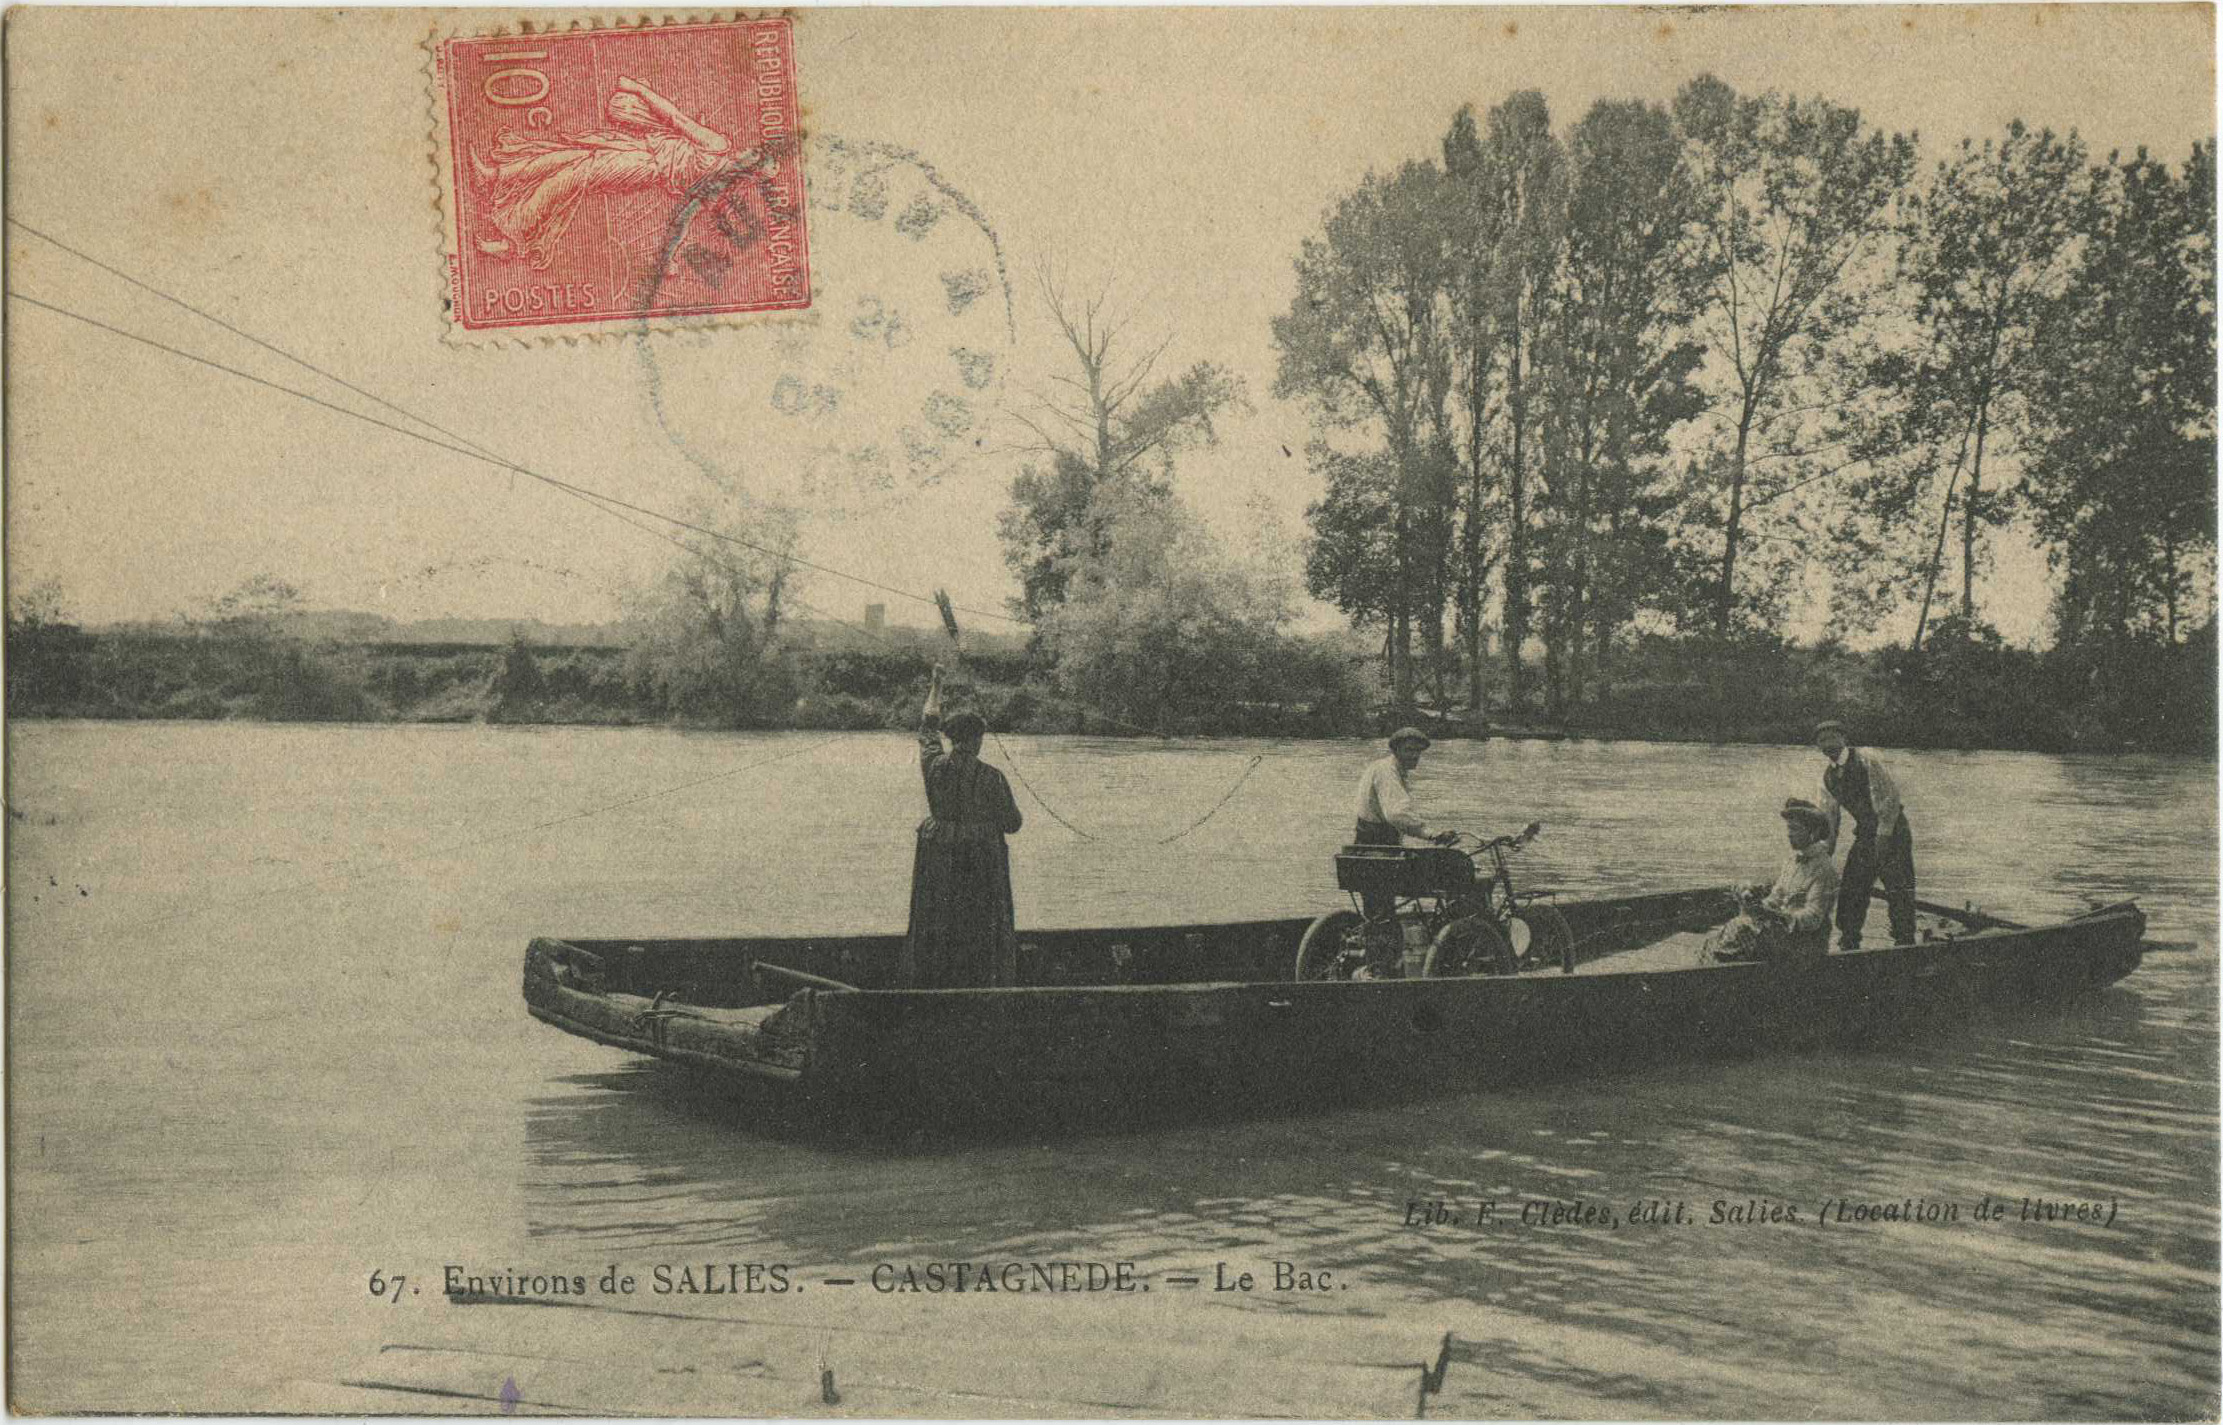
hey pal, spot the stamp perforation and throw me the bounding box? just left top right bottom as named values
left=426, top=10, right=811, bottom=346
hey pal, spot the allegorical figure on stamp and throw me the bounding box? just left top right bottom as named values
left=469, top=75, right=777, bottom=270
left=900, top=666, right=1023, bottom=988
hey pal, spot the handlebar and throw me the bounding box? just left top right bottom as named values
left=1444, top=821, right=1544, bottom=854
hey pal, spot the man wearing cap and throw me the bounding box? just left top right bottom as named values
left=1354, top=727, right=1458, bottom=850
left=1814, top=720, right=1917, bottom=950
left=1350, top=727, right=1459, bottom=975
left=1709, top=798, right=1841, bottom=963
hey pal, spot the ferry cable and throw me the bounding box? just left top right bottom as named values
left=7, top=233, right=1275, bottom=844
left=4, top=220, right=1024, bottom=629
left=11, top=283, right=1267, bottom=845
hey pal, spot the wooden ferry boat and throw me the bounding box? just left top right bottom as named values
left=521, top=888, right=2145, bottom=1130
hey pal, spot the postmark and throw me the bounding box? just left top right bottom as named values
left=627, top=132, right=1019, bottom=528
left=430, top=17, right=808, bottom=341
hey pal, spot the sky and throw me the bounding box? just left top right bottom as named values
left=7, top=5, right=2215, bottom=647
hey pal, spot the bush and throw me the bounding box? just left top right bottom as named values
left=790, top=691, right=889, bottom=730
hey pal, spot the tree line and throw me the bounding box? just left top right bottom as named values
left=12, top=76, right=2208, bottom=750
left=1265, top=78, right=2214, bottom=722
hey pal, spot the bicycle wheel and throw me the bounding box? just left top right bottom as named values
left=1515, top=905, right=1577, bottom=975
left=1423, top=915, right=1514, bottom=978
left=1293, top=909, right=1365, bottom=982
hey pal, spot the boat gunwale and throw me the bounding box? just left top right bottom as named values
left=530, top=903, right=2145, bottom=1004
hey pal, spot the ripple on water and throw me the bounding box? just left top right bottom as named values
left=4, top=723, right=2216, bottom=1416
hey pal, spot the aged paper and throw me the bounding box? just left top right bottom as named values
left=7, top=6, right=2217, bottom=1418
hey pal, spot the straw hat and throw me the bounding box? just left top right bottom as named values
left=1781, top=797, right=1831, bottom=834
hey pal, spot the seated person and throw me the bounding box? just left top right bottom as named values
left=1708, top=798, right=1840, bottom=964
left=1350, top=726, right=1457, bottom=978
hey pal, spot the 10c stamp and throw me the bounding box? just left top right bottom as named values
left=432, top=18, right=809, bottom=338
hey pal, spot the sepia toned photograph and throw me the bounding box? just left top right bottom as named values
left=5, top=4, right=2217, bottom=1417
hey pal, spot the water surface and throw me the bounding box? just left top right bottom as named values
left=8, top=722, right=2215, bottom=1416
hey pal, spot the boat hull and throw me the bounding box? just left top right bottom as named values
left=522, top=895, right=2143, bottom=1131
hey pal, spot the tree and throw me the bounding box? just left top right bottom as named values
left=493, top=627, right=548, bottom=711
left=1470, top=92, right=1566, bottom=713
left=1848, top=122, right=2088, bottom=649
left=9, top=578, right=75, bottom=632
left=1531, top=97, right=1712, bottom=715
left=1439, top=107, right=1508, bottom=716
left=198, top=573, right=308, bottom=637
left=1036, top=479, right=1306, bottom=732
left=623, top=499, right=801, bottom=724
left=5, top=578, right=84, bottom=712
left=1303, top=443, right=1404, bottom=635
left=1674, top=76, right=1917, bottom=633
left=999, top=271, right=1246, bottom=622
left=1274, top=161, right=1458, bottom=708
left=2024, top=140, right=2217, bottom=647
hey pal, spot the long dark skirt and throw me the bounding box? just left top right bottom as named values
left=899, top=820, right=1018, bottom=988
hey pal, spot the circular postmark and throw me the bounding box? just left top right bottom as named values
left=630, top=133, right=1016, bottom=529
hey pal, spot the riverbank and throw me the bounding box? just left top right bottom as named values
left=5, top=625, right=2213, bottom=754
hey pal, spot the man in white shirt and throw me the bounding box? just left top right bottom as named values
left=1348, top=727, right=1458, bottom=975
left=1814, top=720, right=1917, bottom=950
left=1352, top=727, right=1459, bottom=848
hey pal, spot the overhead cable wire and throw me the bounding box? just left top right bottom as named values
left=5, top=219, right=1023, bottom=628
left=8, top=230, right=1272, bottom=846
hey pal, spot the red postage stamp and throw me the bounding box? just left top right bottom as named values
left=432, top=18, right=809, bottom=339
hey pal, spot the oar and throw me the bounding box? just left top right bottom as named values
left=1875, top=888, right=2025, bottom=932
left=931, top=588, right=966, bottom=683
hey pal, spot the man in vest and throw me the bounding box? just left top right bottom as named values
left=1814, top=720, right=1917, bottom=950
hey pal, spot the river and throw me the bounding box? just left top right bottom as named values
left=7, top=721, right=2216, bottom=1416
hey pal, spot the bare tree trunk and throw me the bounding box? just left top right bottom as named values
left=2165, top=525, right=2181, bottom=645
left=1911, top=417, right=1977, bottom=652
left=1565, top=580, right=1586, bottom=717
left=1504, top=333, right=1529, bottom=714
left=1716, top=408, right=1753, bottom=634
left=1464, top=458, right=1486, bottom=716
left=1962, top=405, right=1992, bottom=624
left=1392, top=506, right=1414, bottom=708
left=1542, top=610, right=1564, bottom=721
left=1593, top=615, right=1615, bottom=712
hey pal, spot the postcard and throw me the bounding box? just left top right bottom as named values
left=6, top=5, right=2216, bottom=1417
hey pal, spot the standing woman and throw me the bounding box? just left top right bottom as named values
left=899, top=666, right=1024, bottom=988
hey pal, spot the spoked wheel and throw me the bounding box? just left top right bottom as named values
left=1513, top=905, right=1577, bottom=975
left=1423, top=915, right=1515, bottom=978
left=1293, top=909, right=1367, bottom=982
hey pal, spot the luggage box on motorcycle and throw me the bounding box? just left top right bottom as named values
left=1333, top=845, right=1474, bottom=899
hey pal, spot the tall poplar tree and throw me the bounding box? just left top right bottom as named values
left=1274, top=161, right=1458, bottom=708
left=1674, top=76, right=1917, bottom=634
left=1845, top=122, right=2088, bottom=648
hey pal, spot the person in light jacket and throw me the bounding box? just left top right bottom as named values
left=1347, top=726, right=1458, bottom=975
left=1710, top=799, right=1841, bottom=963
